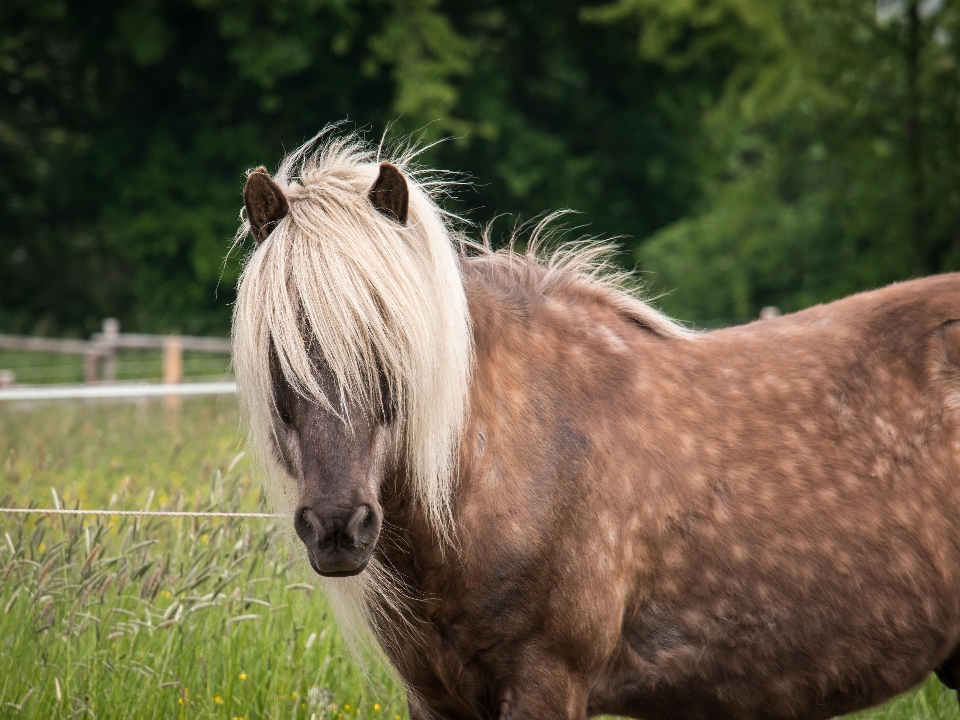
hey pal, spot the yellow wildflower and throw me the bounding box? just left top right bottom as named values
left=374, top=704, right=381, bottom=711
left=344, top=705, right=351, bottom=711
left=178, top=698, right=185, bottom=706
left=214, top=695, right=223, bottom=704
left=238, top=672, right=247, bottom=680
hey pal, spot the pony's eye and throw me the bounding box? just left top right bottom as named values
left=274, top=384, right=294, bottom=426
left=376, top=367, right=395, bottom=424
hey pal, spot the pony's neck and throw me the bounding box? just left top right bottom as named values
left=375, top=257, right=535, bottom=583
left=378, top=250, right=682, bottom=586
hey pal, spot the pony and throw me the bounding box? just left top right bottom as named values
left=232, top=130, right=960, bottom=720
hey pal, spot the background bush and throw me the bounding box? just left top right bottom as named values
left=1, top=0, right=958, bottom=333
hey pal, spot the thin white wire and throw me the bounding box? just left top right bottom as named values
left=0, top=508, right=282, bottom=518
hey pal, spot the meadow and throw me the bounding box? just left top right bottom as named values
left=0, top=396, right=957, bottom=719
left=0, top=398, right=405, bottom=719
left=0, top=349, right=232, bottom=386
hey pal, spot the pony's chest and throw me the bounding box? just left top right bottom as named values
left=384, top=609, right=506, bottom=718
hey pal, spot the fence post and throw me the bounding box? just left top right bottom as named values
left=163, top=336, right=182, bottom=409
left=0, top=370, right=14, bottom=388
left=84, top=350, right=99, bottom=385
left=101, top=318, right=120, bottom=383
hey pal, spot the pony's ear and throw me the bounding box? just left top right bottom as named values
left=244, top=167, right=289, bottom=245
left=368, top=162, right=408, bottom=225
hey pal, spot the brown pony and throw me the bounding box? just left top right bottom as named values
left=232, top=131, right=960, bottom=720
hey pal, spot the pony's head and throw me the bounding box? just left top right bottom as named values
left=232, top=132, right=472, bottom=578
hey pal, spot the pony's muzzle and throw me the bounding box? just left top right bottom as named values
left=294, top=503, right=381, bottom=577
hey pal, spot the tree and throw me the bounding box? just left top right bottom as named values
left=12, top=1, right=948, bottom=333
left=0, top=0, right=713, bottom=335
left=589, top=0, right=960, bottom=322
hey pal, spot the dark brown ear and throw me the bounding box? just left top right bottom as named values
left=368, top=162, right=408, bottom=225
left=244, top=167, right=289, bottom=245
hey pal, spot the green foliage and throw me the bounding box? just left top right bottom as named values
left=0, top=0, right=711, bottom=335
left=2, top=0, right=959, bottom=331
left=606, top=0, right=960, bottom=321
left=850, top=676, right=960, bottom=720
left=368, top=0, right=476, bottom=136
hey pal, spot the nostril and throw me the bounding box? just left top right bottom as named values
left=294, top=506, right=322, bottom=546
left=294, top=503, right=380, bottom=557
left=345, top=504, right=379, bottom=547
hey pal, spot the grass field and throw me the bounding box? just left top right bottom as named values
left=0, top=397, right=958, bottom=719
left=0, top=398, right=405, bottom=719
left=0, top=349, right=232, bottom=385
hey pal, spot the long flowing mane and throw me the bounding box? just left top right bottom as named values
left=231, top=129, right=688, bottom=651
left=232, top=132, right=473, bottom=528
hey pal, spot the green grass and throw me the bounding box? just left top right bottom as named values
left=847, top=677, right=960, bottom=720
left=0, top=398, right=405, bottom=719
left=0, top=349, right=232, bottom=385
left=0, top=396, right=251, bottom=513
left=0, top=397, right=958, bottom=719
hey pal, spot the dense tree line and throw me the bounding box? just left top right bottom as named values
left=1, top=0, right=957, bottom=334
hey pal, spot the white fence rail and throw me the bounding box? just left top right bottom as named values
left=0, top=381, right=237, bottom=402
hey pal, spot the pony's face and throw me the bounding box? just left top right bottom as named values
left=235, top=154, right=471, bottom=573
left=271, top=360, right=394, bottom=577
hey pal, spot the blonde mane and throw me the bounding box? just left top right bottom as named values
left=231, top=129, right=687, bottom=653
left=232, top=130, right=472, bottom=652
left=468, top=216, right=693, bottom=339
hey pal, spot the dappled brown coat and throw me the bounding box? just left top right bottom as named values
left=377, top=265, right=960, bottom=720
left=237, top=149, right=960, bottom=720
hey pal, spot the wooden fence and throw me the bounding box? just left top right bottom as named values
left=0, top=308, right=784, bottom=390
left=0, top=318, right=231, bottom=387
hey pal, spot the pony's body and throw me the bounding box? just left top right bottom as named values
left=232, top=134, right=960, bottom=720
left=377, top=259, right=960, bottom=720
